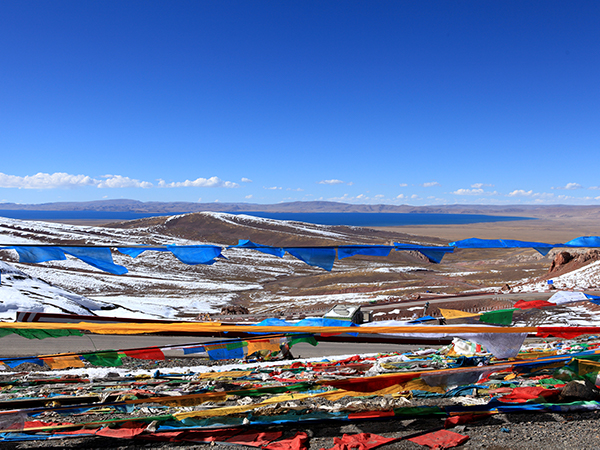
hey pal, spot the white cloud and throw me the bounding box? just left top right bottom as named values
left=264, top=186, right=282, bottom=190
left=245, top=194, right=253, bottom=199
left=158, top=177, right=239, bottom=188
left=396, top=194, right=406, bottom=199
left=0, top=172, right=154, bottom=190
left=452, top=188, right=484, bottom=195
left=241, top=178, right=253, bottom=183
left=508, top=189, right=534, bottom=197
left=422, top=181, right=440, bottom=187
left=347, top=181, right=354, bottom=186
left=0, top=172, right=97, bottom=189
left=411, top=194, right=419, bottom=199
left=399, top=183, right=408, bottom=187
left=287, top=188, right=304, bottom=191
left=318, top=179, right=344, bottom=185
left=97, top=175, right=153, bottom=188
left=590, top=186, right=600, bottom=190
left=471, top=183, right=493, bottom=188
left=374, top=194, right=384, bottom=198
left=552, top=182, right=582, bottom=190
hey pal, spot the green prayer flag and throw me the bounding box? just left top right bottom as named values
left=288, top=335, right=319, bottom=347
left=83, top=351, right=123, bottom=367
left=479, top=308, right=517, bottom=325
left=0, top=328, right=84, bottom=340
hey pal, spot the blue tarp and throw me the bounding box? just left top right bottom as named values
left=337, top=245, right=393, bottom=259
left=255, top=318, right=355, bottom=327
left=228, top=239, right=285, bottom=257
left=5, top=236, right=600, bottom=274
left=563, top=236, right=600, bottom=247
left=166, top=245, right=224, bottom=265
left=393, top=243, right=454, bottom=263
left=62, top=247, right=128, bottom=275
left=117, top=247, right=169, bottom=258
left=1, top=358, right=44, bottom=368
left=285, top=247, right=336, bottom=271
left=448, top=238, right=556, bottom=256
left=11, top=246, right=67, bottom=264
left=8, top=246, right=127, bottom=275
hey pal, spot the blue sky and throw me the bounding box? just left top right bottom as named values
left=1, top=1, right=599, bottom=206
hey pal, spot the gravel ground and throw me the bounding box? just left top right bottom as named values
left=3, top=346, right=600, bottom=449
left=2, top=410, right=600, bottom=449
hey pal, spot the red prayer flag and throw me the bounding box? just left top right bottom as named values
left=123, top=347, right=165, bottom=360
left=408, top=429, right=469, bottom=449
left=265, top=432, right=309, bottom=450
left=321, top=433, right=400, bottom=450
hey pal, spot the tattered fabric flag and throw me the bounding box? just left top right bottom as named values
left=183, top=345, right=206, bottom=355
left=95, top=421, right=147, bottom=438
left=577, top=359, right=600, bottom=381
left=123, top=347, right=165, bottom=360
left=537, top=327, right=600, bottom=339
left=206, top=342, right=246, bottom=360
left=322, top=432, right=399, bottom=450
left=284, top=247, right=336, bottom=271
left=496, top=386, right=560, bottom=403
left=0, top=412, right=27, bottom=433
left=321, top=372, right=419, bottom=392
left=455, top=332, right=528, bottom=359
left=246, top=338, right=282, bottom=357
left=0, top=328, right=83, bottom=340
left=479, top=309, right=516, bottom=325
left=288, top=334, right=319, bottom=347
left=439, top=308, right=481, bottom=320
left=408, top=429, right=469, bottom=449
left=547, top=291, right=588, bottom=305
left=82, top=351, right=123, bottom=367
left=263, top=431, right=309, bottom=450
left=223, top=430, right=284, bottom=447
left=514, top=300, right=554, bottom=310
left=167, top=245, right=224, bottom=265
left=41, top=355, right=85, bottom=370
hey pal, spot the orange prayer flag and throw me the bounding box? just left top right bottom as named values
left=41, top=356, right=84, bottom=369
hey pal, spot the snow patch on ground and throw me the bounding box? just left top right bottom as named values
left=517, top=260, right=600, bottom=292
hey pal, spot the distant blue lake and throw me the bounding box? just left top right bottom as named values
left=229, top=212, right=533, bottom=227
left=0, top=210, right=532, bottom=227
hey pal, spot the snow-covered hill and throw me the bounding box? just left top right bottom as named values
left=2, top=213, right=599, bottom=321
left=0, top=260, right=109, bottom=320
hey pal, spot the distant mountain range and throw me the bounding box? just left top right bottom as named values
left=1, top=199, right=600, bottom=218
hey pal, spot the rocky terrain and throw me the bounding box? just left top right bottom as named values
left=2, top=212, right=600, bottom=323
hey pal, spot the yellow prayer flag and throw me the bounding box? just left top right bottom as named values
left=247, top=339, right=281, bottom=356
left=197, top=371, right=252, bottom=379
left=439, top=308, right=481, bottom=319
left=578, top=359, right=600, bottom=377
